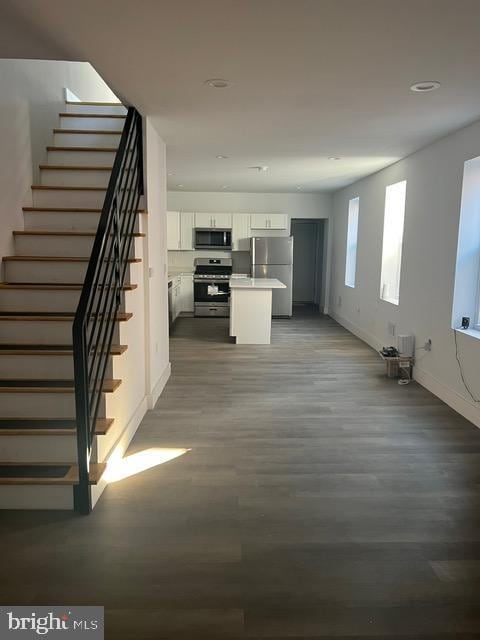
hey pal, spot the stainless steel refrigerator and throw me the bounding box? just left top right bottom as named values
left=251, top=236, right=293, bottom=317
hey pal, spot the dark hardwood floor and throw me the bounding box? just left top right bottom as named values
left=2, top=306, right=480, bottom=638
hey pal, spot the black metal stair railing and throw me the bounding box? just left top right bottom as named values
left=72, top=107, right=143, bottom=514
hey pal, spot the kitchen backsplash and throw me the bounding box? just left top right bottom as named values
left=168, top=251, right=251, bottom=274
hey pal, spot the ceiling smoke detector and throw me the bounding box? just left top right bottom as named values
left=216, top=155, right=228, bottom=159
left=328, top=156, right=341, bottom=161
left=410, top=81, right=441, bottom=93
left=204, top=78, right=230, bottom=88
left=248, top=165, right=269, bottom=172
left=176, top=184, right=184, bottom=188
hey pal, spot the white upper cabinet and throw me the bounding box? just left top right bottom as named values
left=212, top=213, right=232, bottom=228
left=194, top=213, right=232, bottom=228
left=269, top=214, right=288, bottom=229
left=167, top=211, right=181, bottom=250
left=250, top=214, right=269, bottom=229
left=180, top=212, right=194, bottom=250
left=250, top=213, right=288, bottom=230
left=232, top=213, right=252, bottom=251
left=195, top=212, right=213, bottom=228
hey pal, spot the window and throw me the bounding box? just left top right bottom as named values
left=380, top=180, right=407, bottom=305
left=345, top=197, right=359, bottom=288
left=452, top=156, right=480, bottom=332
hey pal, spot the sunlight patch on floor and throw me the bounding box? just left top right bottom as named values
left=104, top=447, right=190, bottom=483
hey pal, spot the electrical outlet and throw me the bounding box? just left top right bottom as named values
left=388, top=321, right=396, bottom=337
left=424, top=338, right=432, bottom=351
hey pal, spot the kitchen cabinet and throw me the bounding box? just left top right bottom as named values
left=179, top=275, right=194, bottom=313
left=171, top=276, right=181, bottom=321
left=180, top=212, right=194, bottom=250
left=170, top=274, right=194, bottom=321
left=195, top=212, right=232, bottom=228
left=167, top=211, right=181, bottom=250
left=250, top=213, right=288, bottom=230
left=232, top=213, right=252, bottom=251
left=167, top=212, right=194, bottom=250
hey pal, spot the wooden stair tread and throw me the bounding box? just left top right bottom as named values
left=53, top=129, right=121, bottom=135
left=47, top=146, right=117, bottom=152
left=0, top=462, right=106, bottom=485
left=13, top=229, right=145, bottom=237
left=0, top=379, right=121, bottom=393
left=39, top=165, right=113, bottom=171
left=23, top=206, right=146, bottom=213
left=0, top=311, right=132, bottom=322
left=3, top=256, right=141, bottom=263
left=0, top=344, right=127, bottom=356
left=0, top=418, right=113, bottom=436
left=59, top=113, right=126, bottom=119
left=0, top=282, right=137, bottom=291
left=65, top=101, right=123, bottom=106
left=31, top=185, right=107, bottom=191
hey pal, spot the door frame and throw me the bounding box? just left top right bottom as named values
left=290, top=218, right=329, bottom=312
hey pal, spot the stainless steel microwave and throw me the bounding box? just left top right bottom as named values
left=194, top=228, right=232, bottom=250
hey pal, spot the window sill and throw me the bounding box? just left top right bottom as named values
left=380, top=296, right=399, bottom=307
left=456, top=327, right=480, bottom=342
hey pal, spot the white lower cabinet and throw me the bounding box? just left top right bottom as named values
left=171, top=274, right=194, bottom=321
left=172, top=277, right=181, bottom=321
left=179, top=275, right=194, bottom=313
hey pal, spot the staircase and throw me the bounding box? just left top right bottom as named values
left=0, top=100, right=145, bottom=510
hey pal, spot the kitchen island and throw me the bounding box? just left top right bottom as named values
left=229, top=277, right=286, bottom=344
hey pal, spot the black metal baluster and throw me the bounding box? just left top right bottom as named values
left=72, top=108, right=143, bottom=514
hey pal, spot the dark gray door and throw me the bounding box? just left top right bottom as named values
left=292, top=221, right=317, bottom=303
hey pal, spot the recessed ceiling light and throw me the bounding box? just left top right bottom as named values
left=176, top=184, right=184, bottom=188
left=328, top=156, right=341, bottom=161
left=296, top=186, right=302, bottom=190
left=410, top=81, right=441, bottom=93
left=248, top=165, right=269, bottom=171
left=204, top=78, right=230, bottom=88
left=221, top=185, right=229, bottom=189
left=167, top=172, right=174, bottom=176
left=216, top=155, right=228, bottom=159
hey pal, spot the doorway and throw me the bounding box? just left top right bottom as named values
left=291, top=218, right=326, bottom=308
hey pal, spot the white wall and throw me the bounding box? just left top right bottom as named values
left=144, top=118, right=170, bottom=406
left=167, top=190, right=331, bottom=221
left=330, top=118, right=480, bottom=427
left=167, top=190, right=332, bottom=276
left=0, top=59, right=117, bottom=275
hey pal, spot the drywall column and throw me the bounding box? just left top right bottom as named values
left=143, top=117, right=170, bottom=407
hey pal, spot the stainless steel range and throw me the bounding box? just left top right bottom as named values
left=194, top=258, right=232, bottom=317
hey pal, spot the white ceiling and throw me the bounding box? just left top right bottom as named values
left=3, top=0, right=480, bottom=192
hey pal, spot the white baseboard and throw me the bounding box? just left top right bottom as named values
left=93, top=362, right=171, bottom=509
left=414, top=366, right=480, bottom=429
left=92, top=395, right=148, bottom=508
left=329, top=310, right=480, bottom=429
left=147, top=362, right=171, bottom=409
left=329, top=310, right=384, bottom=351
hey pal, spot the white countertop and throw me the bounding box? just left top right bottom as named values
left=229, top=277, right=286, bottom=289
